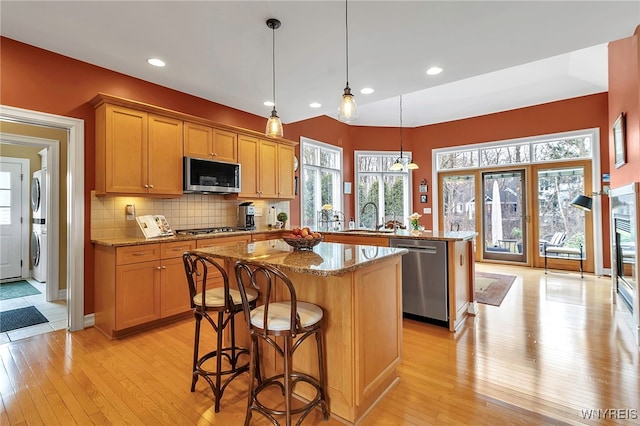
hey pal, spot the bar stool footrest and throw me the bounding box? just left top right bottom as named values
left=252, top=372, right=328, bottom=420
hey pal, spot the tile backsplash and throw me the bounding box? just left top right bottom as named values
left=90, top=191, right=290, bottom=239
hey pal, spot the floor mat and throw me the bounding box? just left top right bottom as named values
left=0, top=306, right=49, bottom=332
left=0, top=280, right=41, bottom=301
left=475, top=272, right=516, bottom=307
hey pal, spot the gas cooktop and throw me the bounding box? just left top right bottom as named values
left=175, top=227, right=238, bottom=235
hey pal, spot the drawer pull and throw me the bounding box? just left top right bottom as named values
left=131, top=252, right=147, bottom=256
left=172, top=247, right=187, bottom=251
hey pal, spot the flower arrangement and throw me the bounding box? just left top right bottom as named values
left=409, top=212, right=422, bottom=231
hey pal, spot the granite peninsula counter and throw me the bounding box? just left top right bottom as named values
left=193, top=240, right=407, bottom=425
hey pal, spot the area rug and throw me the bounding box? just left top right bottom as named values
left=475, top=272, right=516, bottom=307
left=0, top=306, right=49, bottom=332
left=0, top=280, right=41, bottom=301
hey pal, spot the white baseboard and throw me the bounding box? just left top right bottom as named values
left=83, top=313, right=95, bottom=328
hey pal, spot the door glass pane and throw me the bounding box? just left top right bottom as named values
left=537, top=167, right=586, bottom=256
left=442, top=174, right=476, bottom=232
left=483, top=171, right=526, bottom=262
left=0, top=172, right=9, bottom=189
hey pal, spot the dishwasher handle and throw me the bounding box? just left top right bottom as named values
left=395, top=244, right=437, bottom=254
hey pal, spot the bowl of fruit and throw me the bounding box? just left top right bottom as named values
left=283, top=227, right=323, bottom=251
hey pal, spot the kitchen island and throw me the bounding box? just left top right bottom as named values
left=323, top=229, right=478, bottom=331
left=193, top=239, right=407, bottom=425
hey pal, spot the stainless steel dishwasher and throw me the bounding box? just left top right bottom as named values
left=389, top=238, right=448, bottom=326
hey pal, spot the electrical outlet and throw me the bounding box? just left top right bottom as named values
left=254, top=207, right=263, bottom=217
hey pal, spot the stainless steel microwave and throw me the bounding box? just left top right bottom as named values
left=183, top=157, right=241, bottom=194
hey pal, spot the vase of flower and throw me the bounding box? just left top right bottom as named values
left=409, top=212, right=422, bottom=234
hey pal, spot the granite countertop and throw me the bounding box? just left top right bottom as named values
left=193, top=240, right=407, bottom=277
left=323, top=229, right=478, bottom=241
left=91, top=228, right=284, bottom=247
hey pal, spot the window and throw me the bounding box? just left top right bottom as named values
left=300, top=137, right=343, bottom=228
left=436, top=133, right=593, bottom=171
left=0, top=171, right=11, bottom=225
left=355, top=151, right=412, bottom=229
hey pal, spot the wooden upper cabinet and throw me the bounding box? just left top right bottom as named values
left=259, top=139, right=278, bottom=199
left=95, top=103, right=183, bottom=196
left=237, top=134, right=295, bottom=199
left=98, top=104, right=148, bottom=195
left=184, top=122, right=237, bottom=163
left=148, top=114, right=183, bottom=196
left=238, top=135, right=260, bottom=198
left=277, top=143, right=295, bottom=199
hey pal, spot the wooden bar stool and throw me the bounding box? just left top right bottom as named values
left=234, top=261, right=329, bottom=426
left=183, top=252, right=258, bottom=412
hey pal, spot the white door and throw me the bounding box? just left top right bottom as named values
left=0, top=160, right=24, bottom=279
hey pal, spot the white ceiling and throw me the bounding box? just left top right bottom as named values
left=1, top=1, right=639, bottom=128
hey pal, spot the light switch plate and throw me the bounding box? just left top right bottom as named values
left=254, top=207, right=263, bottom=217
left=423, top=207, right=431, bottom=214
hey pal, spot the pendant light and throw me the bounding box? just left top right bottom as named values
left=265, top=18, right=283, bottom=138
left=390, top=96, right=419, bottom=171
left=338, top=0, right=357, bottom=122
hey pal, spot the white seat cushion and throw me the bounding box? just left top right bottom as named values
left=250, top=302, right=323, bottom=331
left=194, top=287, right=258, bottom=308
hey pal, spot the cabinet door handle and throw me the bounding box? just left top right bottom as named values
left=149, top=184, right=154, bottom=189
left=144, top=184, right=149, bottom=188
left=162, top=266, right=167, bottom=270
left=210, top=153, right=215, bottom=157
left=156, top=266, right=162, bottom=270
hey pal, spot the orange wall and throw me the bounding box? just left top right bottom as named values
left=608, top=28, right=640, bottom=188
left=1, top=37, right=274, bottom=314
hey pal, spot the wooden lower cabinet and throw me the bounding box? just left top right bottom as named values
left=94, top=240, right=196, bottom=338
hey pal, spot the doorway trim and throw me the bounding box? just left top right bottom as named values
left=0, top=105, right=85, bottom=332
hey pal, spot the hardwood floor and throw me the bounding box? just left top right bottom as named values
left=1, top=264, right=638, bottom=425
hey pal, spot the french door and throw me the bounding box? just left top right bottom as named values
left=439, top=161, right=593, bottom=272
left=532, top=161, right=593, bottom=273
left=482, top=170, right=526, bottom=262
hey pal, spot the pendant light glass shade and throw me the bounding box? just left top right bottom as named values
left=265, top=18, right=283, bottom=138
left=338, top=0, right=357, bottom=122
left=338, top=85, right=358, bottom=122
left=266, top=108, right=283, bottom=138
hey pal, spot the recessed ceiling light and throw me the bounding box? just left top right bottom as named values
left=360, top=87, right=374, bottom=95
left=264, top=101, right=275, bottom=107
left=426, top=66, right=443, bottom=75
left=309, top=102, right=322, bottom=108
left=147, top=58, right=166, bottom=67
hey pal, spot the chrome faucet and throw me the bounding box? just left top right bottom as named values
left=361, top=202, right=383, bottom=230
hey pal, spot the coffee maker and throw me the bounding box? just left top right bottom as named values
left=238, top=202, right=256, bottom=230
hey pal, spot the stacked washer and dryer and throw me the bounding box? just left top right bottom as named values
left=31, top=169, right=47, bottom=282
